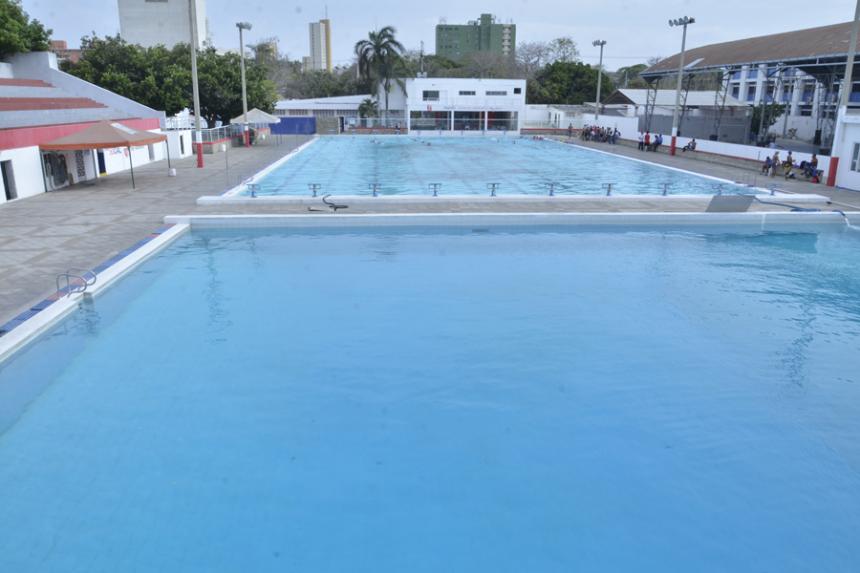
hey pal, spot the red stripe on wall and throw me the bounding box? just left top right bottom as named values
left=0, top=97, right=107, bottom=111
left=0, top=118, right=162, bottom=150
left=0, top=78, right=53, bottom=87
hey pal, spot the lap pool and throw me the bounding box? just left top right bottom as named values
left=240, top=137, right=750, bottom=197
left=1, top=223, right=859, bottom=571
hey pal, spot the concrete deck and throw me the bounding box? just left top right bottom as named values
left=1, top=134, right=859, bottom=329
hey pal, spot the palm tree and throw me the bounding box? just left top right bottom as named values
left=358, top=98, right=378, bottom=126
left=354, top=27, right=405, bottom=122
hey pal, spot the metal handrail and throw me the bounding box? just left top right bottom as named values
left=56, top=268, right=97, bottom=298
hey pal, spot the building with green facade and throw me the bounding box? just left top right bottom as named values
left=435, top=14, right=515, bottom=62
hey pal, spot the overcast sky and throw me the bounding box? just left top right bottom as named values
left=23, top=0, right=856, bottom=70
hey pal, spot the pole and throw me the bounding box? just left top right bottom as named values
left=128, top=146, right=135, bottom=189
left=670, top=17, right=694, bottom=156
left=593, top=40, right=606, bottom=122
left=189, top=0, right=204, bottom=168
left=238, top=23, right=250, bottom=147
left=165, top=140, right=172, bottom=171
left=828, top=0, right=860, bottom=186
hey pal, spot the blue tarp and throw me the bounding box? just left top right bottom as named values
left=272, top=117, right=316, bottom=135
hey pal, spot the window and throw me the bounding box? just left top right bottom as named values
left=179, top=134, right=185, bottom=155
left=423, top=90, right=440, bottom=101
left=486, top=90, right=507, bottom=96
left=458, top=90, right=476, bottom=96
left=852, top=143, right=860, bottom=172
left=513, top=87, right=522, bottom=94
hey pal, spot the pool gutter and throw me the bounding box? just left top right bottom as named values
left=165, top=211, right=859, bottom=229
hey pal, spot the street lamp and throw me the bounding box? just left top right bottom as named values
left=668, top=16, right=695, bottom=155
left=189, top=0, right=204, bottom=168
left=593, top=40, right=607, bottom=121
left=236, top=22, right=252, bottom=147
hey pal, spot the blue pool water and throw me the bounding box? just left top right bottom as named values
left=1, top=225, right=860, bottom=572
left=248, top=137, right=748, bottom=196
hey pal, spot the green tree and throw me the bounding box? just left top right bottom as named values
left=750, top=103, right=786, bottom=142
left=354, top=26, right=405, bottom=118
left=615, top=64, right=648, bottom=88
left=358, top=98, right=378, bottom=119
left=0, top=0, right=51, bottom=60
left=527, top=61, right=615, bottom=105
left=63, top=36, right=277, bottom=125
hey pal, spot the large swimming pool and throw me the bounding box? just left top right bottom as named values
left=1, top=224, right=859, bottom=571
left=244, top=137, right=749, bottom=197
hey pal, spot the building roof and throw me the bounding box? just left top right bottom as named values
left=603, top=89, right=747, bottom=108
left=643, top=21, right=860, bottom=77
left=276, top=94, right=371, bottom=111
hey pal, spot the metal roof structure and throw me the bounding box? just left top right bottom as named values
left=642, top=21, right=859, bottom=80
left=603, top=89, right=747, bottom=108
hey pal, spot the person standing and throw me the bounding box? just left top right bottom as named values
left=638, top=132, right=644, bottom=151
left=644, top=132, right=651, bottom=151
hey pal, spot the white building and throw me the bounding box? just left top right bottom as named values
left=385, top=78, right=526, bottom=133
left=307, top=19, right=332, bottom=72
left=0, top=52, right=173, bottom=205
left=117, top=0, right=210, bottom=49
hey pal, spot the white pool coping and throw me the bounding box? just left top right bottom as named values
left=165, top=211, right=860, bottom=229
left=0, top=224, right=190, bottom=365
left=200, top=134, right=825, bottom=205
left=197, top=193, right=830, bottom=207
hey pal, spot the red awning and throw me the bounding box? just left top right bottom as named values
left=39, top=120, right=166, bottom=151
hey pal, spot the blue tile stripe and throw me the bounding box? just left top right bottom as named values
left=0, top=224, right=175, bottom=339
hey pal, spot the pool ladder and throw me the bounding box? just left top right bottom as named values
left=57, top=269, right=97, bottom=298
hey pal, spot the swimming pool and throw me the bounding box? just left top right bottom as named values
left=241, top=137, right=750, bottom=197
left=1, top=223, right=859, bottom=571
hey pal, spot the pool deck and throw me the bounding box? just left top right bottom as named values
left=1, top=134, right=859, bottom=330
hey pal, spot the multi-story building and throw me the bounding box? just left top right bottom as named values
left=49, top=41, right=81, bottom=65
left=435, top=14, right=515, bottom=62
left=117, top=0, right=210, bottom=49
left=308, top=19, right=332, bottom=72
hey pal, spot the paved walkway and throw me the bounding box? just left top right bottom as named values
left=2, top=134, right=858, bottom=328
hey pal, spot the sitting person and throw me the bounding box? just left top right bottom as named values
left=682, top=138, right=697, bottom=152
left=761, top=156, right=773, bottom=174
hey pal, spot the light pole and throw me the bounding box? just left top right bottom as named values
left=236, top=22, right=252, bottom=147
left=593, top=40, right=607, bottom=121
left=189, top=0, right=204, bottom=168
left=668, top=16, right=695, bottom=155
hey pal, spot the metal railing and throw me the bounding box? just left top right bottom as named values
left=56, top=269, right=97, bottom=298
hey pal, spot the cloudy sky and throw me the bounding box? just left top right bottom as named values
left=23, top=0, right=856, bottom=70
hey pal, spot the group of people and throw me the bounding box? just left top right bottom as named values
left=761, top=150, right=821, bottom=182
left=580, top=125, right=621, bottom=144
left=637, top=132, right=665, bottom=152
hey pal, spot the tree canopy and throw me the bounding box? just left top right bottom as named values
left=62, top=35, right=278, bottom=126
left=355, top=26, right=406, bottom=115
left=0, top=0, right=51, bottom=61
left=527, top=61, right=616, bottom=105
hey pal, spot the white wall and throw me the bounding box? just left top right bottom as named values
left=588, top=114, right=640, bottom=139
left=0, top=146, right=44, bottom=204
left=673, top=135, right=831, bottom=174
left=834, top=116, right=860, bottom=191
left=166, top=130, right=194, bottom=158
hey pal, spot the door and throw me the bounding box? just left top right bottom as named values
left=97, top=151, right=106, bottom=175
left=1, top=160, right=17, bottom=201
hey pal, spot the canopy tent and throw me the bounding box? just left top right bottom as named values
left=39, top=121, right=169, bottom=188
left=230, top=108, right=280, bottom=125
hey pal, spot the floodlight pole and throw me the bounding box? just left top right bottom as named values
left=593, top=40, right=607, bottom=121
left=237, top=22, right=252, bottom=147
left=189, top=0, right=204, bottom=168
left=828, top=0, right=860, bottom=186
left=669, top=16, right=695, bottom=156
